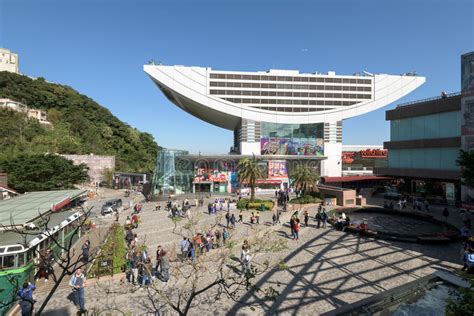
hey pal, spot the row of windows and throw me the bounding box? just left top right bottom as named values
left=255, top=107, right=328, bottom=112
left=210, top=73, right=372, bottom=84
left=209, top=81, right=372, bottom=91
left=212, top=90, right=371, bottom=99
left=223, top=98, right=359, bottom=106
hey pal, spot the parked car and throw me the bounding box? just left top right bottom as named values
left=101, top=198, right=123, bottom=216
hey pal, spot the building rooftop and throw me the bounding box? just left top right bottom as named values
left=0, top=189, right=87, bottom=227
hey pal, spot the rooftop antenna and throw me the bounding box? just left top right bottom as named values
left=363, top=70, right=374, bottom=77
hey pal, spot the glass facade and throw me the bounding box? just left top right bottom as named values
left=260, top=122, right=324, bottom=156
left=152, top=149, right=193, bottom=196
left=390, top=111, right=461, bottom=141
left=388, top=148, right=459, bottom=170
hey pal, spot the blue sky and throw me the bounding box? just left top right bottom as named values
left=1, top=0, right=473, bottom=153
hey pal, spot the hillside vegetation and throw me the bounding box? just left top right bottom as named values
left=0, top=71, right=159, bottom=173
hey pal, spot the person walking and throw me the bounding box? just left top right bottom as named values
left=180, top=237, right=190, bottom=261
left=442, top=207, right=449, bottom=221
left=293, top=219, right=300, bottom=240
left=160, top=249, right=170, bottom=284
left=304, top=210, right=309, bottom=227
left=230, top=213, right=236, bottom=228
left=81, top=240, right=90, bottom=264
left=321, top=209, right=328, bottom=229
left=226, top=211, right=231, bottom=227
left=315, top=210, right=321, bottom=228
left=289, top=216, right=295, bottom=238
left=256, top=211, right=260, bottom=224
left=238, top=210, right=243, bottom=223
left=241, top=245, right=251, bottom=277
left=18, top=282, right=35, bottom=316
left=69, top=268, right=86, bottom=313
left=222, top=228, right=229, bottom=246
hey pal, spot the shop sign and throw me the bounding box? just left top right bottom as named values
left=446, top=183, right=455, bottom=201
left=268, top=160, right=287, bottom=179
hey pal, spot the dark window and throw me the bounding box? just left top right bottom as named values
left=364, top=94, right=371, bottom=99
left=325, top=78, right=334, bottom=83
left=301, top=100, right=309, bottom=105
left=364, top=87, right=371, bottom=91
left=309, top=85, right=317, bottom=90
left=301, top=77, right=309, bottom=82
left=309, top=78, right=317, bottom=82
left=333, top=86, right=342, bottom=90
left=252, top=91, right=260, bottom=96
left=269, top=84, right=277, bottom=89
left=309, top=93, right=316, bottom=97
left=333, top=93, right=342, bottom=98
left=243, top=91, right=251, bottom=95
left=234, top=98, right=242, bottom=103
left=325, top=93, right=334, bottom=98
left=227, top=90, right=234, bottom=95
left=251, top=99, right=259, bottom=104
left=261, top=76, right=269, bottom=80
left=326, top=101, right=334, bottom=105
left=269, top=99, right=276, bottom=104
left=251, top=83, right=260, bottom=88
left=243, top=98, right=252, bottom=103
left=269, top=91, right=276, bottom=96
left=350, top=94, right=357, bottom=98
left=317, top=93, right=324, bottom=98
left=210, top=74, right=220, bottom=79
left=294, top=100, right=302, bottom=105
left=234, top=91, right=242, bottom=95
left=293, top=77, right=301, bottom=82
left=334, top=78, right=342, bottom=83
left=210, top=82, right=218, bottom=87
left=261, top=91, right=269, bottom=96
left=234, top=83, right=242, bottom=88
left=349, top=79, right=357, bottom=84
left=242, top=75, right=252, bottom=80
left=261, top=83, right=269, bottom=88
left=294, top=92, right=301, bottom=97
left=277, top=76, right=285, bottom=81
left=316, top=78, right=325, bottom=82
left=325, top=86, right=334, bottom=90
left=301, top=92, right=308, bottom=97
left=227, top=82, right=234, bottom=87
left=269, top=76, right=277, bottom=81
left=342, top=78, right=351, bottom=83
left=243, top=83, right=251, bottom=88
left=285, top=76, right=293, bottom=81
left=343, top=94, right=350, bottom=98
left=261, top=99, right=269, bottom=104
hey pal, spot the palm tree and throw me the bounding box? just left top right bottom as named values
left=237, top=156, right=265, bottom=202
left=290, top=164, right=320, bottom=195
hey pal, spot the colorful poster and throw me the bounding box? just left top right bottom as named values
left=268, top=160, right=287, bottom=179
left=260, top=137, right=324, bottom=156
left=194, top=169, right=228, bottom=183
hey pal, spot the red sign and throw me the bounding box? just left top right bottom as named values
left=359, top=149, right=387, bottom=158
left=342, top=152, right=355, bottom=164
left=52, top=198, right=71, bottom=212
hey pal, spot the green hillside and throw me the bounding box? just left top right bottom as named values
left=0, top=71, right=159, bottom=173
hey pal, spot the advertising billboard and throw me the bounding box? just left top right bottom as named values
left=268, top=160, right=287, bottom=179
left=260, top=137, right=324, bottom=156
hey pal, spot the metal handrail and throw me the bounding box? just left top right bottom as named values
left=397, top=92, right=461, bottom=108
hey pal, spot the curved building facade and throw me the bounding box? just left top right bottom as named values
left=145, top=64, right=424, bottom=177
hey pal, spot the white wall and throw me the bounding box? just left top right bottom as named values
left=321, top=143, right=342, bottom=177
left=240, top=142, right=261, bottom=155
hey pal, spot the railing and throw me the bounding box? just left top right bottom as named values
left=397, top=92, right=461, bottom=108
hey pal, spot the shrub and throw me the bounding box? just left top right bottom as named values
left=290, top=195, right=322, bottom=204
left=237, top=198, right=274, bottom=210
left=88, top=223, right=127, bottom=277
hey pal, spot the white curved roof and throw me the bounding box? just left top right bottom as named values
left=144, top=65, right=425, bottom=130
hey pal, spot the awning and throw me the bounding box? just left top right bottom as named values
left=0, top=184, right=18, bottom=195
left=323, top=176, right=393, bottom=183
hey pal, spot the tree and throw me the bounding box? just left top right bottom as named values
left=103, top=211, right=276, bottom=316
left=290, top=163, right=320, bottom=195
left=457, top=149, right=474, bottom=187
left=0, top=154, right=89, bottom=193
left=237, top=157, right=265, bottom=202
left=0, top=71, right=160, bottom=173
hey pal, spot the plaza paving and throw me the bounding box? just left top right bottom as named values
left=32, top=194, right=462, bottom=316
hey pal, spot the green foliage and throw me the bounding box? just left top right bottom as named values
left=446, top=279, right=474, bottom=316
left=237, top=157, right=265, bottom=202
left=266, top=238, right=289, bottom=253
left=290, top=195, right=322, bottom=204
left=0, top=153, right=89, bottom=193
left=277, top=262, right=289, bottom=270
left=88, top=224, right=127, bottom=278
left=237, top=198, right=274, bottom=210
left=458, top=150, right=474, bottom=188
left=290, top=164, right=320, bottom=195
left=0, top=72, right=160, bottom=173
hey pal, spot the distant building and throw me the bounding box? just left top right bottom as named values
left=0, top=48, right=19, bottom=73
left=0, top=98, right=27, bottom=112
left=376, top=93, right=461, bottom=203
left=0, top=184, right=17, bottom=200
left=27, top=108, right=51, bottom=125
left=61, top=154, right=115, bottom=184
left=341, top=145, right=387, bottom=176
left=0, top=98, right=52, bottom=125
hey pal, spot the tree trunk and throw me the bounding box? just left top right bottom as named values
left=250, top=180, right=255, bottom=202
